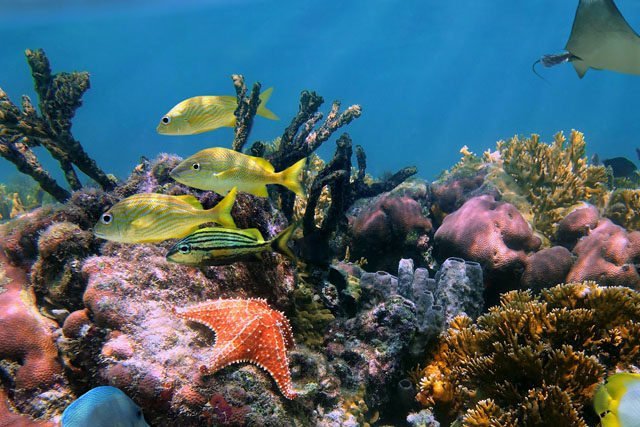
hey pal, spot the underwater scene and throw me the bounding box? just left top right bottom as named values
left=2, top=0, right=640, bottom=426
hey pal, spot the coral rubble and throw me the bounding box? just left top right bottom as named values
left=0, top=49, right=115, bottom=202
left=416, top=282, right=640, bottom=426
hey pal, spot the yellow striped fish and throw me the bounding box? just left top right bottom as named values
left=156, top=87, right=278, bottom=135
left=93, top=188, right=237, bottom=244
left=166, top=223, right=296, bottom=266
left=170, top=147, right=306, bottom=197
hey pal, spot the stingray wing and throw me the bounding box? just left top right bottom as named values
left=565, top=0, right=640, bottom=77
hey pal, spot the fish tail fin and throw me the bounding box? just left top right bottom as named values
left=209, top=187, right=237, bottom=228
left=257, top=87, right=279, bottom=120
left=278, top=158, right=306, bottom=196
left=270, top=223, right=297, bottom=260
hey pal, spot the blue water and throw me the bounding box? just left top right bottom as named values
left=1, top=0, right=639, bottom=186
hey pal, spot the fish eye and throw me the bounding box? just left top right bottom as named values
left=178, top=244, right=191, bottom=254
left=136, top=409, right=142, bottom=418
left=161, top=116, right=171, bottom=125
left=100, top=213, right=113, bottom=224
left=192, top=163, right=200, bottom=171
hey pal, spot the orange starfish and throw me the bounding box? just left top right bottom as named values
left=175, top=298, right=297, bottom=399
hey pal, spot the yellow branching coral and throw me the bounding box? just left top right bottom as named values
left=604, top=188, right=640, bottom=231
left=497, top=131, right=609, bottom=238
left=416, top=282, right=640, bottom=426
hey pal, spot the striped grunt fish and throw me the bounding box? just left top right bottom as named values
left=156, top=87, right=278, bottom=135
left=93, top=188, right=237, bottom=244
left=170, top=147, right=306, bottom=197
left=166, top=223, right=297, bottom=266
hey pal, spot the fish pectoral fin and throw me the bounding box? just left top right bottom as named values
left=130, top=214, right=157, bottom=229
left=175, top=194, right=203, bottom=209
left=212, top=167, right=241, bottom=179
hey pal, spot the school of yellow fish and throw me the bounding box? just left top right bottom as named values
left=94, top=87, right=303, bottom=265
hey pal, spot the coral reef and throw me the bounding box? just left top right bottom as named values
left=0, top=249, right=71, bottom=421
left=555, top=204, right=600, bottom=248
left=0, top=49, right=115, bottom=202
left=430, top=131, right=609, bottom=241
left=348, top=189, right=432, bottom=272
left=604, top=188, right=640, bottom=231
left=497, top=131, right=609, bottom=238
left=416, top=282, right=640, bottom=426
left=434, top=195, right=541, bottom=299
left=566, top=218, right=640, bottom=289
left=433, top=257, right=483, bottom=325
left=245, top=89, right=416, bottom=265
left=60, top=244, right=297, bottom=425
left=520, top=246, right=573, bottom=293
left=305, top=256, right=485, bottom=424
left=230, top=75, right=263, bottom=152
left=31, top=221, right=97, bottom=311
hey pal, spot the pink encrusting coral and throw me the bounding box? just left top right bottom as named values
left=0, top=251, right=62, bottom=392
left=0, top=248, right=72, bottom=423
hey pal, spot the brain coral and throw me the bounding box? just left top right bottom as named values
left=566, top=219, right=640, bottom=289
left=416, top=282, right=640, bottom=426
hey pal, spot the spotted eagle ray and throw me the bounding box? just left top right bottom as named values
left=535, top=0, right=640, bottom=78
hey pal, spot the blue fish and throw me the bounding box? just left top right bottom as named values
left=61, top=386, right=149, bottom=427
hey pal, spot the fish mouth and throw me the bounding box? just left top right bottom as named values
left=168, top=167, right=179, bottom=180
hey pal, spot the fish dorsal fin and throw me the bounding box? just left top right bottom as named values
left=241, top=228, right=265, bottom=242
left=175, top=194, right=203, bottom=209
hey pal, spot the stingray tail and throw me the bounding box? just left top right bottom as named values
left=532, top=59, right=546, bottom=81
left=532, top=52, right=578, bottom=81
